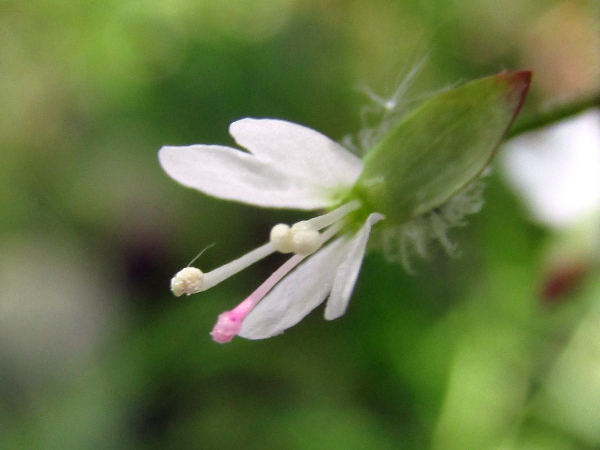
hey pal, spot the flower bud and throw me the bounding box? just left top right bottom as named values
left=352, top=71, right=532, bottom=223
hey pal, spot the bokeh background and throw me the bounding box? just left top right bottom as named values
left=1, top=0, right=599, bottom=448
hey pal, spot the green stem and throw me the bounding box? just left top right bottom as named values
left=506, top=92, right=600, bottom=140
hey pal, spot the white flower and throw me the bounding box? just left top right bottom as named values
left=159, top=118, right=384, bottom=343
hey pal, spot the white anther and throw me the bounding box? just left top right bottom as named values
left=270, top=222, right=322, bottom=255
left=291, top=221, right=309, bottom=232
left=291, top=229, right=321, bottom=255
left=270, top=223, right=294, bottom=253
left=170, top=267, right=204, bottom=297
left=290, top=221, right=322, bottom=255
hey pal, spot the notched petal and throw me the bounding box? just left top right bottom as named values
left=230, top=118, right=364, bottom=189
left=159, top=144, right=333, bottom=209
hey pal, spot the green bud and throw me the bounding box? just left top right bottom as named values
left=352, top=71, right=532, bottom=223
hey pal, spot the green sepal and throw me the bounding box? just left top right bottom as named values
left=351, top=71, right=532, bottom=223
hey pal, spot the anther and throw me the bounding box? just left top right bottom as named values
left=270, top=222, right=322, bottom=255
left=170, top=267, right=204, bottom=296
left=290, top=221, right=321, bottom=255
left=270, top=223, right=294, bottom=253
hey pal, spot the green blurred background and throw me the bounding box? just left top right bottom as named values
left=1, top=0, right=599, bottom=448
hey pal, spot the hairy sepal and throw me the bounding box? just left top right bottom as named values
left=352, top=71, right=532, bottom=222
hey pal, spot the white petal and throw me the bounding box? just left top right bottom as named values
left=325, top=213, right=385, bottom=320
left=159, top=144, right=332, bottom=209
left=238, top=238, right=347, bottom=340
left=230, top=118, right=364, bottom=192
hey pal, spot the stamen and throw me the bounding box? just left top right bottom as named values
left=210, top=220, right=347, bottom=343
left=269, top=201, right=361, bottom=256
left=290, top=222, right=321, bottom=255
left=270, top=221, right=321, bottom=255
left=171, top=267, right=204, bottom=297
left=170, top=242, right=276, bottom=297
left=270, top=224, right=294, bottom=253
left=172, top=201, right=362, bottom=299
left=304, top=200, right=361, bottom=230
left=201, top=242, right=276, bottom=291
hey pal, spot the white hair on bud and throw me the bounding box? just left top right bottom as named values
left=345, top=54, right=430, bottom=155
left=377, top=179, right=486, bottom=273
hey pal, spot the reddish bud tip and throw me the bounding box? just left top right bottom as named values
left=502, top=70, right=533, bottom=120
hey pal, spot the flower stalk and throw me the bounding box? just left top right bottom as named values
left=506, top=91, right=600, bottom=140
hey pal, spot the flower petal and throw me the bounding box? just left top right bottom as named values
left=230, top=118, right=364, bottom=193
left=159, top=144, right=334, bottom=209
left=324, top=213, right=386, bottom=320
left=238, top=238, right=347, bottom=340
